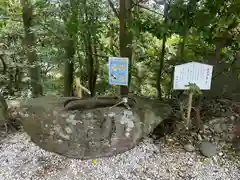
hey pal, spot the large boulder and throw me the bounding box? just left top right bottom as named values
left=18, top=95, right=172, bottom=159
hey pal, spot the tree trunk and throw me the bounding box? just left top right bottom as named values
left=119, top=0, right=133, bottom=97
left=82, top=1, right=97, bottom=97
left=63, top=39, right=75, bottom=97
left=214, top=38, right=227, bottom=64
left=0, top=93, right=9, bottom=126
left=63, top=61, right=74, bottom=96
left=8, top=66, right=15, bottom=96
left=84, top=35, right=96, bottom=97
left=156, top=0, right=169, bottom=99
left=14, top=67, right=23, bottom=91
left=156, top=34, right=167, bottom=99
left=91, top=36, right=99, bottom=97
left=178, top=0, right=198, bottom=62
left=21, top=0, right=43, bottom=97
left=179, top=27, right=187, bottom=61
left=87, top=50, right=96, bottom=97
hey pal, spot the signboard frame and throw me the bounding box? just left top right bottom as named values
left=173, top=62, right=213, bottom=90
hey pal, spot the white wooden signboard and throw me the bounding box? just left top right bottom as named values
left=173, top=62, right=213, bottom=90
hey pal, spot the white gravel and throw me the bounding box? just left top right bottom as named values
left=0, top=132, right=239, bottom=180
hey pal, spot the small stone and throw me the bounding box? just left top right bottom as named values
left=187, top=158, right=194, bottom=165
left=212, top=156, right=218, bottom=164
left=64, top=127, right=72, bottom=134
left=209, top=118, right=225, bottom=125
left=200, top=141, right=217, bottom=157
left=198, top=134, right=203, bottom=141
left=209, top=136, right=215, bottom=142
left=213, top=123, right=223, bottom=133
left=218, top=152, right=223, bottom=156
left=230, top=116, right=236, bottom=121
left=203, top=125, right=209, bottom=131
left=125, top=132, right=130, bottom=137
left=184, top=144, right=195, bottom=152
left=24, top=113, right=29, bottom=118
left=214, top=136, right=221, bottom=142
left=202, top=135, right=208, bottom=140
left=53, top=111, right=58, bottom=116
left=221, top=123, right=228, bottom=131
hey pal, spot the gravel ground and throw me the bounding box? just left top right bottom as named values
left=0, top=132, right=239, bottom=180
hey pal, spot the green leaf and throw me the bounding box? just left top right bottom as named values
left=238, top=73, right=240, bottom=79
left=146, top=49, right=154, bottom=56
left=92, top=159, right=97, bottom=165
left=220, top=6, right=224, bottom=13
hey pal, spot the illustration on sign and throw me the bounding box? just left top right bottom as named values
left=108, top=57, right=129, bottom=86
left=173, top=62, right=213, bottom=90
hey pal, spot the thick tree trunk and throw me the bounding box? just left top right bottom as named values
left=21, top=0, right=43, bottom=97
left=0, top=93, right=9, bottom=128
left=86, top=39, right=95, bottom=97
left=84, top=36, right=96, bottom=97
left=156, top=0, right=169, bottom=99
left=63, top=61, right=74, bottom=96
left=14, top=67, right=23, bottom=91
left=82, top=1, right=98, bottom=97
left=63, top=39, right=75, bottom=97
left=8, top=67, right=15, bottom=96
left=119, top=0, right=133, bottom=97
left=156, top=34, right=166, bottom=99
left=179, top=27, right=188, bottom=62
left=90, top=36, right=99, bottom=97
left=178, top=0, right=198, bottom=62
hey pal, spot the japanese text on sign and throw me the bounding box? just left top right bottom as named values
left=108, top=57, right=129, bottom=86
left=173, top=62, right=213, bottom=90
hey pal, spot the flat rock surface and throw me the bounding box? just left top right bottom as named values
left=0, top=132, right=239, bottom=180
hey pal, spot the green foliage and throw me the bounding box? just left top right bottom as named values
left=184, top=83, right=202, bottom=96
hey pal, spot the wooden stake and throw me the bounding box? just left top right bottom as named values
left=186, top=92, right=193, bottom=129
left=75, top=77, right=91, bottom=97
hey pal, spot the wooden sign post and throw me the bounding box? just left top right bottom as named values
left=108, top=57, right=130, bottom=109
left=173, top=62, right=213, bottom=90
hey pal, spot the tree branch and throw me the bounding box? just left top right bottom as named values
left=37, top=20, right=64, bottom=42
left=132, top=1, right=164, bottom=16
left=107, top=0, right=120, bottom=18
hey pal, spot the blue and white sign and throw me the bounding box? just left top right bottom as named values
left=108, top=57, right=129, bottom=86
